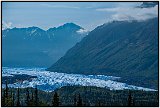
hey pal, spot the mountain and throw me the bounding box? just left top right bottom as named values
left=47, top=18, right=158, bottom=89
left=138, top=2, right=158, bottom=8
left=2, top=23, right=88, bottom=67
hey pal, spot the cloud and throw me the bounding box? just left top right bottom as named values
left=2, top=21, right=13, bottom=30
left=96, top=5, right=158, bottom=21
left=41, top=4, right=80, bottom=9
left=76, top=29, right=89, bottom=35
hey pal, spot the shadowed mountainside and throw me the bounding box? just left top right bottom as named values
left=47, top=18, right=158, bottom=89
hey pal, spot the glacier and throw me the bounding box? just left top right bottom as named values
left=2, top=67, right=156, bottom=92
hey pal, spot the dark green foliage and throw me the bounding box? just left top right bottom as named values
left=12, top=91, right=15, bottom=106
left=35, top=86, right=38, bottom=106
left=95, top=100, right=101, bottom=106
left=2, top=89, right=5, bottom=106
left=52, top=92, right=60, bottom=106
left=5, top=80, right=9, bottom=100
left=53, top=86, right=158, bottom=106
left=31, top=90, right=34, bottom=101
left=77, top=94, right=82, bottom=106
left=74, top=94, right=77, bottom=106
left=2, top=74, right=37, bottom=84
left=25, top=87, right=30, bottom=106
left=2, top=80, right=13, bottom=107
left=128, top=90, right=132, bottom=106
left=1, top=86, right=159, bottom=107
left=16, top=88, right=20, bottom=106
left=132, top=98, right=135, bottom=106
left=98, top=101, right=101, bottom=106
left=47, top=18, right=158, bottom=89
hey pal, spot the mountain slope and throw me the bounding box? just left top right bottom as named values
left=2, top=23, right=87, bottom=67
left=47, top=18, right=158, bottom=89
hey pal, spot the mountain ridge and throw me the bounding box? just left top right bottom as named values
left=47, top=18, right=158, bottom=89
left=2, top=22, right=83, bottom=31
left=2, top=23, right=88, bottom=67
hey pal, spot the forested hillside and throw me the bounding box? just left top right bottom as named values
left=47, top=18, right=158, bottom=89
left=2, top=85, right=158, bottom=107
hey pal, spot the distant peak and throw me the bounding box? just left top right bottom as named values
left=61, top=22, right=82, bottom=28
left=63, top=22, right=77, bottom=26
left=47, top=23, right=82, bottom=31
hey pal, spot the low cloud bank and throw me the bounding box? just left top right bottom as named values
left=96, top=4, right=158, bottom=21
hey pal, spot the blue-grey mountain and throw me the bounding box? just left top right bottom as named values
left=47, top=18, right=158, bottom=89
left=2, top=23, right=87, bottom=67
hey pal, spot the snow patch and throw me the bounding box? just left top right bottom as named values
left=2, top=21, right=12, bottom=30
left=30, top=28, right=38, bottom=36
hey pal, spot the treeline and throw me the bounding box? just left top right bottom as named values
left=2, top=81, right=53, bottom=106
left=2, top=82, right=159, bottom=107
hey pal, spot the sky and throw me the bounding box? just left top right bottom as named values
left=2, top=2, right=158, bottom=31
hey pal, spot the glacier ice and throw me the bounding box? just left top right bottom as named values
left=2, top=67, right=156, bottom=92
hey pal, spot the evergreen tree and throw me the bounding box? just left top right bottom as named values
left=77, top=94, right=82, bottom=106
left=128, top=90, right=132, bottom=106
left=26, top=87, right=30, bottom=106
left=95, top=100, right=101, bottom=106
left=98, top=101, right=101, bottom=106
left=16, top=88, right=20, bottom=106
left=8, top=89, right=13, bottom=106
left=29, top=89, right=34, bottom=106
left=31, top=90, right=34, bottom=101
left=12, top=91, right=15, bottom=106
left=132, top=98, right=135, bottom=106
left=5, top=80, right=9, bottom=98
left=2, top=89, right=6, bottom=106
left=74, top=94, right=77, bottom=106
left=52, top=92, right=60, bottom=106
left=4, top=80, right=12, bottom=106
left=5, top=80, right=9, bottom=106
left=35, top=86, right=38, bottom=106
left=83, top=95, right=87, bottom=106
